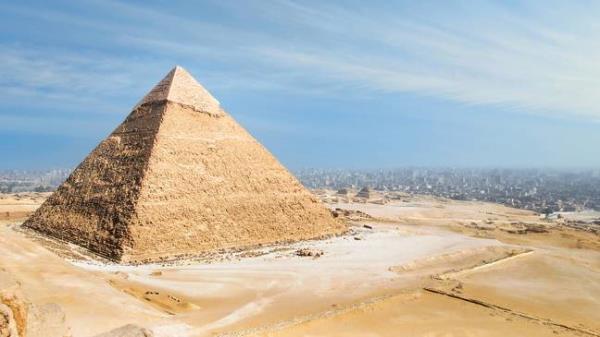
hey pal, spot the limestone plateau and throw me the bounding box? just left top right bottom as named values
left=24, top=66, right=345, bottom=263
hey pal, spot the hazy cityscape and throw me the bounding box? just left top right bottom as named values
left=3, top=168, right=600, bottom=214
left=0, top=169, right=70, bottom=193
left=297, top=168, right=600, bottom=214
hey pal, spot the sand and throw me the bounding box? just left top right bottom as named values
left=0, top=193, right=50, bottom=221
left=1, top=192, right=598, bottom=336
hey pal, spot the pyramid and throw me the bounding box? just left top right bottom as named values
left=24, top=66, right=345, bottom=263
left=356, top=187, right=375, bottom=199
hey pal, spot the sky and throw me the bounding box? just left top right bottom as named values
left=1, top=0, right=599, bottom=170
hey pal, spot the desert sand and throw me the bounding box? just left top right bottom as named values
left=0, top=193, right=50, bottom=221
left=1, top=191, right=598, bottom=336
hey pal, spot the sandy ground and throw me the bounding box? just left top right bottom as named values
left=0, top=192, right=598, bottom=337
left=0, top=192, right=50, bottom=221
left=333, top=196, right=600, bottom=250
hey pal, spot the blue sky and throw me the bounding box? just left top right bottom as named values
left=1, top=0, right=599, bottom=170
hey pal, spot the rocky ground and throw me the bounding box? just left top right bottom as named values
left=0, top=191, right=598, bottom=337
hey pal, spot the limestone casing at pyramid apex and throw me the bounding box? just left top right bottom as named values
left=134, top=65, right=223, bottom=116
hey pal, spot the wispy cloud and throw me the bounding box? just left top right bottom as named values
left=0, top=113, right=114, bottom=137
left=239, top=0, right=600, bottom=119
left=2, top=0, right=600, bottom=120
left=0, top=45, right=172, bottom=112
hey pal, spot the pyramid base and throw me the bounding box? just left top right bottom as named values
left=24, top=221, right=347, bottom=265
left=118, top=229, right=346, bottom=265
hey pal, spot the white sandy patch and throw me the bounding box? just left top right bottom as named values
left=72, top=224, right=500, bottom=294
left=194, top=297, right=274, bottom=334
left=68, top=223, right=503, bottom=334
left=150, top=322, right=194, bottom=337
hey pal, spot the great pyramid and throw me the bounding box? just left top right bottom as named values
left=24, top=66, right=345, bottom=263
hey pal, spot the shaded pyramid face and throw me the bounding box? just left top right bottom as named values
left=24, top=66, right=345, bottom=263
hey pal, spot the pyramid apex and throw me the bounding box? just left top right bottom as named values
left=135, top=66, right=223, bottom=116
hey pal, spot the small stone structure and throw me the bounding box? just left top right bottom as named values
left=356, top=187, right=376, bottom=199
